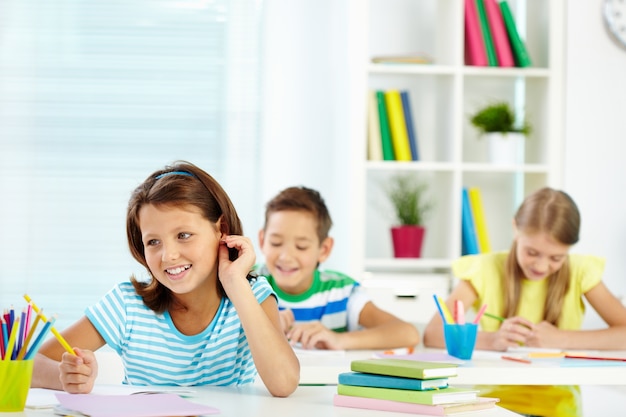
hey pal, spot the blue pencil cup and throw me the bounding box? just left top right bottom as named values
left=443, top=323, right=478, bottom=360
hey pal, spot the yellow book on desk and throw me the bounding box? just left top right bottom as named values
left=468, top=187, right=491, bottom=252
left=384, top=90, right=412, bottom=161
left=350, top=358, right=458, bottom=379
left=337, top=384, right=479, bottom=405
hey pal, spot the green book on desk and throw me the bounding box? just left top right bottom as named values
left=350, top=358, right=458, bottom=380
left=337, top=384, right=478, bottom=405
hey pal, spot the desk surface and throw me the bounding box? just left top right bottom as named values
left=297, top=348, right=626, bottom=386
left=24, top=385, right=522, bottom=417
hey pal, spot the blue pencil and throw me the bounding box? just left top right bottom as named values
left=14, top=308, right=26, bottom=360
left=432, top=294, right=450, bottom=324
left=24, top=315, right=57, bottom=360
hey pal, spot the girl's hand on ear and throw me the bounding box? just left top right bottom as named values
left=218, top=235, right=256, bottom=287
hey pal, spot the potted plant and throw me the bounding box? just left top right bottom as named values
left=381, top=173, right=433, bottom=258
left=469, top=101, right=532, bottom=165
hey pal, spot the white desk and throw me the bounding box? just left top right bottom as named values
left=23, top=384, right=522, bottom=417
left=297, top=348, right=626, bottom=386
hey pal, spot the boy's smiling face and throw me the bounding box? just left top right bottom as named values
left=259, top=210, right=333, bottom=295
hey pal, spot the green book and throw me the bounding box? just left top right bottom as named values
left=498, top=0, right=532, bottom=67
left=475, top=0, right=498, bottom=66
left=375, top=90, right=395, bottom=160
left=337, top=384, right=478, bottom=405
left=350, top=358, right=458, bottom=380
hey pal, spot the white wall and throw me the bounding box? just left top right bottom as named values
left=257, top=0, right=360, bottom=273
left=565, top=1, right=626, bottom=327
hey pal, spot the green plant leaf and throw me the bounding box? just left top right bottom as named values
left=381, top=174, right=433, bottom=226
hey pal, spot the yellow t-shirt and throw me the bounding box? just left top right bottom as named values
left=452, top=252, right=605, bottom=417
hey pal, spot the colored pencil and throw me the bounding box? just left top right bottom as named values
left=473, top=303, right=488, bottom=324
left=484, top=312, right=505, bottom=322
left=437, top=295, right=455, bottom=324
left=24, top=315, right=57, bottom=360
left=501, top=355, right=531, bottom=364
left=454, top=300, right=466, bottom=324
left=0, top=317, right=6, bottom=359
left=433, top=295, right=452, bottom=324
left=3, top=316, right=20, bottom=361
left=17, top=310, right=43, bottom=360
left=15, top=308, right=27, bottom=359
left=23, top=294, right=76, bottom=355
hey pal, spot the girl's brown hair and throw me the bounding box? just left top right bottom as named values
left=504, top=187, right=580, bottom=325
left=126, top=161, right=244, bottom=313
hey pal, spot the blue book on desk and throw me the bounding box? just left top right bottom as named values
left=338, top=372, right=448, bottom=391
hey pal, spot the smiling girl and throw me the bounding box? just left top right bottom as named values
left=32, top=161, right=299, bottom=397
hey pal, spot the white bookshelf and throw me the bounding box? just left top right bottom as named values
left=345, top=0, right=566, bottom=319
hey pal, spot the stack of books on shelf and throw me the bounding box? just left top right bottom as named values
left=367, top=89, right=419, bottom=162
left=465, top=0, right=531, bottom=67
left=461, top=187, right=491, bottom=256
left=333, top=358, right=499, bottom=415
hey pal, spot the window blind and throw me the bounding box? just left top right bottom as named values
left=0, top=0, right=263, bottom=330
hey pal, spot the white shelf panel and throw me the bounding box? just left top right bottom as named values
left=368, top=63, right=457, bottom=75
left=364, top=258, right=453, bottom=272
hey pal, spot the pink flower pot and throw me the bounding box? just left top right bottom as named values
left=391, top=225, right=425, bottom=258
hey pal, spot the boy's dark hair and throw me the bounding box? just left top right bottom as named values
left=264, top=186, right=333, bottom=243
left=126, top=160, right=244, bottom=313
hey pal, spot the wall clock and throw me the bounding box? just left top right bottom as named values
left=603, top=0, right=626, bottom=49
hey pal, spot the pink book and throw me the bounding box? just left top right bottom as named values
left=334, top=394, right=499, bottom=416
left=464, top=0, right=488, bottom=66
left=484, top=0, right=514, bottom=67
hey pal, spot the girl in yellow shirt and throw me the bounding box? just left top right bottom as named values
left=423, top=187, right=626, bottom=417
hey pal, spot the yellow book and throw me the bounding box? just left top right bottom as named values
left=468, top=187, right=491, bottom=252
left=367, top=90, right=383, bottom=161
left=383, top=90, right=412, bottom=161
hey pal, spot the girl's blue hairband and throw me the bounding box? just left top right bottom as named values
left=155, top=171, right=194, bottom=179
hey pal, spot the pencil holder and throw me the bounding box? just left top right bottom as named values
left=443, top=323, right=478, bottom=360
left=0, top=359, right=34, bottom=412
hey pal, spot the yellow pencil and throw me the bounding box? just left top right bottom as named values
left=3, top=317, right=20, bottom=360
left=23, top=294, right=76, bottom=356
left=437, top=296, right=456, bottom=324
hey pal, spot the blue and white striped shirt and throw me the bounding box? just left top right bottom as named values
left=86, top=278, right=274, bottom=386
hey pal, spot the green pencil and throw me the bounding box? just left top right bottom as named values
left=484, top=312, right=505, bottom=322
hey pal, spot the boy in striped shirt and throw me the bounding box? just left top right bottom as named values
left=256, top=186, right=419, bottom=350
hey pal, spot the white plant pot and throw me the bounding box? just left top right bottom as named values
left=486, top=132, right=525, bottom=165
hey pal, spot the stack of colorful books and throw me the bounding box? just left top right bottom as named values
left=333, top=358, right=499, bottom=415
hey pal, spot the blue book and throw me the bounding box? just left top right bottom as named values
left=338, top=372, right=448, bottom=391
left=400, top=90, right=419, bottom=161
left=461, top=187, right=479, bottom=255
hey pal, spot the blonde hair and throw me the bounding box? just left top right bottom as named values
left=503, top=187, right=580, bottom=325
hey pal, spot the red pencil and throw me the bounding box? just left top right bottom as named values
left=501, top=355, right=532, bottom=364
